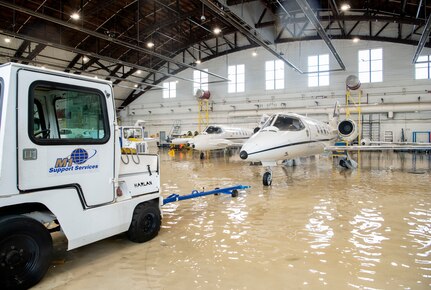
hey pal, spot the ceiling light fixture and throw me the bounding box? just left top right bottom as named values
left=147, top=41, right=154, bottom=48
left=340, top=4, right=351, bottom=11
left=213, top=27, right=221, bottom=35
left=82, top=56, right=89, bottom=63
left=4, top=38, right=11, bottom=43
left=71, top=13, right=80, bottom=20
left=252, top=50, right=257, bottom=57
left=352, top=37, right=360, bottom=43
left=196, top=60, right=201, bottom=64
left=136, top=70, right=142, bottom=74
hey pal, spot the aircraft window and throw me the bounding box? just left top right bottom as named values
left=273, top=115, right=305, bottom=131
left=262, top=115, right=276, bottom=129
left=205, top=126, right=222, bottom=134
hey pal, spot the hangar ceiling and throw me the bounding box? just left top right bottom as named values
left=0, top=0, right=429, bottom=109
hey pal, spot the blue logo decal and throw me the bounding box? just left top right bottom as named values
left=49, top=148, right=98, bottom=174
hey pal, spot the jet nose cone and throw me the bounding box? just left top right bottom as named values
left=239, top=150, right=248, bottom=160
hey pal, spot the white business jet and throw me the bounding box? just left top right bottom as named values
left=188, top=125, right=254, bottom=159
left=239, top=103, right=342, bottom=186
left=240, top=102, right=431, bottom=186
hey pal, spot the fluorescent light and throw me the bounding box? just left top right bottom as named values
left=71, top=13, right=80, bottom=20
left=213, top=27, right=221, bottom=35
left=340, top=4, right=351, bottom=11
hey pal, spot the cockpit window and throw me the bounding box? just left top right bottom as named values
left=205, top=126, right=222, bottom=134
left=273, top=115, right=305, bottom=131
left=261, top=115, right=276, bottom=129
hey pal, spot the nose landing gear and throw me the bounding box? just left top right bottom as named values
left=262, top=168, right=272, bottom=186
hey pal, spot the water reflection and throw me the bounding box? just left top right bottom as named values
left=34, top=151, right=431, bottom=289
left=405, top=199, right=431, bottom=285
left=349, top=206, right=387, bottom=287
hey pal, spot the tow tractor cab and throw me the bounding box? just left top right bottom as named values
left=120, top=126, right=158, bottom=154
left=0, top=63, right=162, bottom=289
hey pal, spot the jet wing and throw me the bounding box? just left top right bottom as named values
left=171, top=137, right=192, bottom=145
left=325, top=144, right=431, bottom=151
left=211, top=139, right=232, bottom=147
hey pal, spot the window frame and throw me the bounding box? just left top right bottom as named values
left=163, top=81, right=177, bottom=99
left=193, top=69, right=209, bottom=93
left=28, top=81, right=111, bottom=146
left=228, top=64, right=245, bottom=93
left=415, top=55, right=431, bottom=80
left=308, top=54, right=329, bottom=87
left=358, top=48, right=383, bottom=83
left=265, top=60, right=285, bottom=90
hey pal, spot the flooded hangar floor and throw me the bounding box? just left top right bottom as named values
left=35, top=150, right=431, bottom=289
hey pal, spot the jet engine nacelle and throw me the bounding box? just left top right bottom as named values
left=338, top=119, right=359, bottom=143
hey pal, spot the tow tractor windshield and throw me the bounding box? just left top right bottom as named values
left=0, top=82, right=2, bottom=129
left=204, top=126, right=223, bottom=134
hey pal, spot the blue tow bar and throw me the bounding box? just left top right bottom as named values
left=163, top=185, right=250, bottom=205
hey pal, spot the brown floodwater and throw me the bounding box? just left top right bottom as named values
left=35, top=150, right=431, bottom=289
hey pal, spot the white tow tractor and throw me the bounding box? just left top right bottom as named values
left=0, top=63, right=162, bottom=289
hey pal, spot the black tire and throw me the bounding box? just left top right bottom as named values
left=0, top=215, right=53, bottom=290
left=127, top=202, right=161, bottom=243
left=231, top=190, right=239, bottom=197
left=200, top=152, right=205, bottom=159
left=339, top=159, right=347, bottom=168
left=263, top=172, right=272, bottom=186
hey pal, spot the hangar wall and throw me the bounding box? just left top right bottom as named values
left=119, top=39, right=431, bottom=143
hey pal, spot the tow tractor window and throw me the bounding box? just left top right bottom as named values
left=273, top=115, right=305, bottom=131
left=0, top=80, right=2, bottom=129
left=123, top=128, right=143, bottom=139
left=29, top=82, right=110, bottom=144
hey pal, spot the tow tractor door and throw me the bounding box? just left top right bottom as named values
left=17, top=69, right=116, bottom=207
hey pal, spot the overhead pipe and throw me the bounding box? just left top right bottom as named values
left=412, top=13, right=431, bottom=63
left=226, top=102, right=431, bottom=118
left=293, top=0, right=346, bottom=71
left=199, top=0, right=303, bottom=74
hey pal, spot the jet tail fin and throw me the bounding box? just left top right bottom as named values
left=329, top=101, right=340, bottom=128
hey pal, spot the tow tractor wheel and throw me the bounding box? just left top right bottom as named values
left=127, top=202, right=161, bottom=243
left=263, top=172, right=272, bottom=186
left=0, top=215, right=53, bottom=290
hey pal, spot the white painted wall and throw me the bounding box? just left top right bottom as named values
left=120, top=39, right=431, bottom=143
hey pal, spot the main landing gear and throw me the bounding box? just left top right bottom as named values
left=262, top=168, right=272, bottom=186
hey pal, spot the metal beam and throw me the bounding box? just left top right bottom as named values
left=412, top=14, right=431, bottom=63
left=200, top=0, right=303, bottom=73
left=293, top=0, right=345, bottom=70
left=0, top=0, right=229, bottom=81
left=0, top=29, right=198, bottom=84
